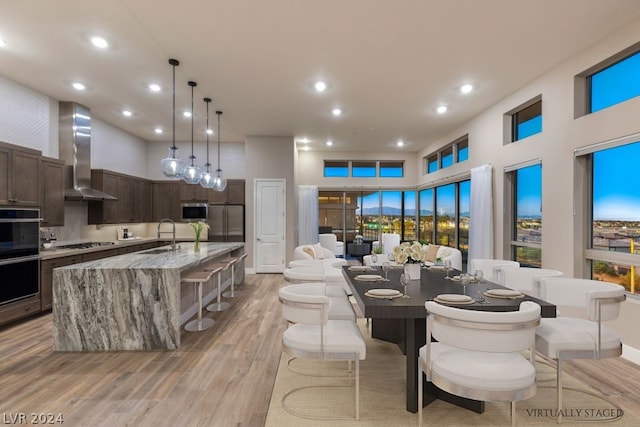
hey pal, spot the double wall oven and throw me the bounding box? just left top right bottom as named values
left=0, top=208, right=40, bottom=306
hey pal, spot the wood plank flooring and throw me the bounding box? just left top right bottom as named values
left=1, top=273, right=639, bottom=426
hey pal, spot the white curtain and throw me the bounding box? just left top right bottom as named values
left=468, top=164, right=493, bottom=271
left=297, top=185, right=318, bottom=246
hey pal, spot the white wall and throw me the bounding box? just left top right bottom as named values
left=91, top=118, right=149, bottom=177
left=245, top=136, right=295, bottom=270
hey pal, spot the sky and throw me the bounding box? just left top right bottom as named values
left=593, top=140, right=640, bottom=220
left=516, top=164, right=542, bottom=218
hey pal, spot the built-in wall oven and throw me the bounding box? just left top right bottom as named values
left=0, top=208, right=40, bottom=306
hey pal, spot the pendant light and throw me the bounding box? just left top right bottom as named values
left=212, top=110, right=227, bottom=191
left=160, top=58, right=186, bottom=179
left=182, top=80, right=203, bottom=184
left=200, top=97, right=215, bottom=189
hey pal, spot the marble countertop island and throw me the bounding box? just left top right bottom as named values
left=52, top=242, right=244, bottom=351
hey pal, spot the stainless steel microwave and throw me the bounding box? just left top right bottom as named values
left=181, top=203, right=208, bottom=221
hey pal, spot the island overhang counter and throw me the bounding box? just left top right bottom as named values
left=52, top=242, right=245, bottom=351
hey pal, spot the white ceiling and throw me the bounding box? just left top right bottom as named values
left=1, top=0, right=640, bottom=153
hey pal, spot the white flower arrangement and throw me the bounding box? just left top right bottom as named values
left=392, top=241, right=426, bottom=264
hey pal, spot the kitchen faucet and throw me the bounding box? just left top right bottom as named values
left=157, top=218, right=177, bottom=251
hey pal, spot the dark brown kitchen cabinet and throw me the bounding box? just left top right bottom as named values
left=179, top=181, right=209, bottom=202
left=40, top=157, right=65, bottom=226
left=40, top=255, right=82, bottom=311
left=207, top=179, right=245, bottom=204
left=0, top=296, right=41, bottom=326
left=153, top=181, right=181, bottom=221
left=0, top=142, right=41, bottom=207
left=88, top=170, right=153, bottom=224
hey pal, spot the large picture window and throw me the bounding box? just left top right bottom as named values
left=418, top=188, right=434, bottom=244
left=509, top=163, right=542, bottom=267
left=588, top=140, right=640, bottom=295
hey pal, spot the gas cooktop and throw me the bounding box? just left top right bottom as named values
left=57, top=242, right=115, bottom=250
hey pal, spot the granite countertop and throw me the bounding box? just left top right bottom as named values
left=53, top=242, right=244, bottom=272
left=40, top=237, right=191, bottom=260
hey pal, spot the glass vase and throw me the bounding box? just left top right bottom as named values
left=194, top=239, right=200, bottom=252
left=404, top=263, right=421, bottom=281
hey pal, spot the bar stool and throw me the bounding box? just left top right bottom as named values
left=206, top=262, right=231, bottom=312
left=222, top=257, right=239, bottom=298
left=235, top=252, right=248, bottom=289
left=182, top=266, right=221, bottom=332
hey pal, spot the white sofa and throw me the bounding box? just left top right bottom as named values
left=318, top=233, right=345, bottom=257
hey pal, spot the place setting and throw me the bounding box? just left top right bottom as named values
left=433, top=293, right=476, bottom=305
left=482, top=288, right=526, bottom=299
left=354, top=273, right=389, bottom=282
left=364, top=288, right=404, bottom=299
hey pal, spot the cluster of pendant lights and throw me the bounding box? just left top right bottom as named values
left=160, top=58, right=227, bottom=191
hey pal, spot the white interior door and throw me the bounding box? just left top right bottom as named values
left=254, top=179, right=285, bottom=273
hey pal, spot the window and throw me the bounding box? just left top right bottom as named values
left=457, top=138, right=469, bottom=162
left=352, top=161, right=376, bottom=177
left=418, top=188, right=434, bottom=244
left=458, top=180, right=470, bottom=264
left=403, top=191, right=417, bottom=241
left=324, top=160, right=404, bottom=178
left=509, top=163, right=542, bottom=267
left=512, top=100, right=542, bottom=142
left=380, top=161, right=403, bottom=177
left=440, top=147, right=453, bottom=169
left=427, top=154, right=438, bottom=173
left=424, top=135, right=468, bottom=175
left=435, top=184, right=456, bottom=247
left=324, top=161, right=348, bottom=177
left=590, top=49, right=640, bottom=113
left=587, top=139, right=640, bottom=295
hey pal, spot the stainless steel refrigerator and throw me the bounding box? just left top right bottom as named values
left=207, top=205, right=245, bottom=242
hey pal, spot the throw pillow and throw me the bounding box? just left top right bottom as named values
left=302, top=246, right=316, bottom=259
left=426, top=244, right=441, bottom=262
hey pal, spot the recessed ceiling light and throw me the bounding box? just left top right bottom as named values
left=154, top=128, right=163, bottom=134
left=326, top=140, right=333, bottom=146
left=301, top=145, right=311, bottom=151
left=314, top=81, right=327, bottom=92
left=90, top=36, right=108, bottom=49
left=460, top=83, right=473, bottom=94
left=298, top=137, right=310, bottom=143
left=122, top=110, right=132, bottom=117
left=397, top=140, right=404, bottom=147
left=72, top=82, right=86, bottom=91
left=436, top=105, right=448, bottom=114
left=331, top=108, right=342, bottom=116
left=148, top=83, right=161, bottom=92
left=206, top=128, right=213, bottom=135
left=183, top=111, right=192, bottom=118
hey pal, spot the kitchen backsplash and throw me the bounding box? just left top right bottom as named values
left=49, top=201, right=201, bottom=243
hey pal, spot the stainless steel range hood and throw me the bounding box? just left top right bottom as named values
left=59, top=102, right=117, bottom=201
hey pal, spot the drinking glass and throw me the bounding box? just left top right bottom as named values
left=474, top=269, right=484, bottom=283
left=382, top=262, right=390, bottom=280
left=400, top=273, right=411, bottom=298
left=444, top=259, right=452, bottom=278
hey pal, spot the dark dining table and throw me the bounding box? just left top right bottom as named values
left=342, top=264, right=557, bottom=414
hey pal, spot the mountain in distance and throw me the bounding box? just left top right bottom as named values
left=360, top=207, right=470, bottom=217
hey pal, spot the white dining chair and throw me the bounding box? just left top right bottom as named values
left=279, top=284, right=366, bottom=420
left=535, top=277, right=625, bottom=423
left=418, top=300, right=541, bottom=427
left=499, top=267, right=564, bottom=298
left=469, top=258, right=520, bottom=283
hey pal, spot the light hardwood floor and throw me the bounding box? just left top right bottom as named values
left=1, top=273, right=639, bottom=426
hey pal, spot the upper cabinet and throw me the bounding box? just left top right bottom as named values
left=179, top=181, right=209, bottom=202
left=40, top=157, right=65, bottom=226
left=0, top=142, right=41, bottom=207
left=88, top=170, right=153, bottom=224
left=208, top=179, right=245, bottom=204
left=152, top=181, right=180, bottom=222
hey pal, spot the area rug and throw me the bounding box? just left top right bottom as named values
left=265, top=320, right=636, bottom=426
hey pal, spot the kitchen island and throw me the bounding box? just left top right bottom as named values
left=52, top=242, right=244, bottom=351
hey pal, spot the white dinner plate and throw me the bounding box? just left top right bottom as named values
left=349, top=266, right=372, bottom=271
left=435, top=294, right=473, bottom=302
left=367, top=288, right=401, bottom=296
left=355, top=274, right=384, bottom=281
left=486, top=289, right=522, bottom=297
